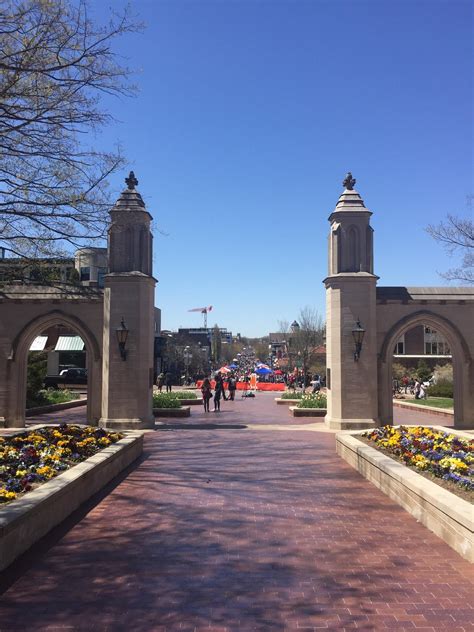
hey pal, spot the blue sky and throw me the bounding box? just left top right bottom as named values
left=92, top=0, right=472, bottom=337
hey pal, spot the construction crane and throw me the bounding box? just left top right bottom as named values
left=188, top=305, right=213, bottom=328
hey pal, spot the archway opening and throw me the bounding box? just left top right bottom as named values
left=380, top=311, right=469, bottom=429
left=391, top=322, right=453, bottom=417
left=27, top=325, right=88, bottom=414
left=10, top=311, right=102, bottom=428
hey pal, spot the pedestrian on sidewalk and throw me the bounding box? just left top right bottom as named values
left=214, top=373, right=225, bottom=411
left=201, top=378, right=213, bottom=412
left=228, top=374, right=236, bottom=401
left=156, top=372, right=165, bottom=393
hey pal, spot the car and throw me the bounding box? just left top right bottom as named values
left=44, top=368, right=88, bottom=388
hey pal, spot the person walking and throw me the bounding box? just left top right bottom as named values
left=214, top=373, right=225, bottom=412
left=164, top=371, right=173, bottom=393
left=156, top=372, right=165, bottom=393
left=414, top=379, right=421, bottom=399
left=228, top=374, right=236, bottom=401
left=201, top=377, right=213, bottom=413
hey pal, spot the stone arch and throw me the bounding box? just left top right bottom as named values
left=7, top=310, right=102, bottom=427
left=377, top=310, right=472, bottom=429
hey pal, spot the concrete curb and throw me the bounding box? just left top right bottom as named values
left=393, top=400, right=454, bottom=420
left=0, top=431, right=143, bottom=572
left=289, top=406, right=327, bottom=417
left=274, top=398, right=302, bottom=405
left=336, top=430, right=473, bottom=563
left=26, top=398, right=87, bottom=417
left=153, top=406, right=191, bottom=418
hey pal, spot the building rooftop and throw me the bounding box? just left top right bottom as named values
left=376, top=286, right=474, bottom=302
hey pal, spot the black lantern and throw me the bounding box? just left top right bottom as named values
left=116, top=317, right=129, bottom=361
left=352, top=319, right=365, bottom=362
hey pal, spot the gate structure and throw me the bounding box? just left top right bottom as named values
left=0, top=173, right=156, bottom=430
left=324, top=174, right=474, bottom=430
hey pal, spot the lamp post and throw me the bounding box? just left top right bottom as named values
left=352, top=319, right=366, bottom=362
left=116, top=317, right=129, bottom=361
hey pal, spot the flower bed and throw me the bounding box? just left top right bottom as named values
left=0, top=425, right=123, bottom=504
left=336, top=428, right=473, bottom=562
left=363, top=426, right=473, bottom=496
left=296, top=392, right=327, bottom=408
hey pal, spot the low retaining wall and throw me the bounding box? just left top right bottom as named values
left=26, top=398, right=87, bottom=417
left=289, top=407, right=327, bottom=418
left=178, top=399, right=203, bottom=406
left=275, top=398, right=301, bottom=405
left=336, top=431, right=473, bottom=563
left=393, top=400, right=454, bottom=421
left=153, top=406, right=191, bottom=418
left=0, top=431, right=143, bottom=572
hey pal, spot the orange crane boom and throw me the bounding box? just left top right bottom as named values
left=188, top=305, right=213, bottom=328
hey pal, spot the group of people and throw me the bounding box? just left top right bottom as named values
left=156, top=371, right=173, bottom=392
left=201, top=373, right=237, bottom=412
left=392, top=376, right=428, bottom=399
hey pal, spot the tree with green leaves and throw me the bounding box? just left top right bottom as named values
left=0, top=0, right=140, bottom=258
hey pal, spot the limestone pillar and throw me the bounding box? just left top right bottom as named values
left=324, top=173, right=379, bottom=430
left=99, top=172, right=156, bottom=430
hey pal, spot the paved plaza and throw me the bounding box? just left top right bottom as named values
left=0, top=393, right=473, bottom=631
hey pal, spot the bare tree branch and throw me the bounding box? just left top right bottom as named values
left=426, top=200, right=474, bottom=285
left=0, top=0, right=142, bottom=257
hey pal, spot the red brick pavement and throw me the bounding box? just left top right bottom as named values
left=0, top=393, right=473, bottom=631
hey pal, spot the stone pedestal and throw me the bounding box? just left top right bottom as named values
left=324, top=273, right=379, bottom=430
left=99, top=273, right=155, bottom=430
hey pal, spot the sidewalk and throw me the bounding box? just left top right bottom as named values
left=0, top=394, right=472, bottom=630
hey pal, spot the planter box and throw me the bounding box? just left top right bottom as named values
left=289, top=406, right=327, bottom=417
left=336, top=431, right=473, bottom=563
left=275, top=398, right=302, bottom=405
left=177, top=398, right=203, bottom=406
left=153, top=406, right=191, bottom=418
left=0, top=431, right=143, bottom=572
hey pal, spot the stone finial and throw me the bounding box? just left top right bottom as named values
left=342, top=172, right=356, bottom=190
left=125, top=171, right=138, bottom=190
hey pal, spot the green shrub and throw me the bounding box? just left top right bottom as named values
left=26, top=351, right=48, bottom=408
left=416, top=360, right=432, bottom=382
left=281, top=391, right=304, bottom=399
left=152, top=392, right=181, bottom=408
left=174, top=391, right=197, bottom=400
left=297, top=393, right=327, bottom=408
left=42, top=389, right=79, bottom=404
left=428, top=381, right=454, bottom=398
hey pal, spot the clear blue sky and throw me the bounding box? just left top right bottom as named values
left=92, top=0, right=472, bottom=337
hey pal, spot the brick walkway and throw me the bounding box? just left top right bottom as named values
left=0, top=394, right=473, bottom=631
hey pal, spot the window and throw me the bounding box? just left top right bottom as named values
left=97, top=267, right=107, bottom=288
left=424, top=326, right=450, bottom=355
left=80, top=266, right=90, bottom=281
left=393, top=334, right=405, bottom=355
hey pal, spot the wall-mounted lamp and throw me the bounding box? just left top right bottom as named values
left=116, top=317, right=129, bottom=361
left=352, top=319, right=365, bottom=362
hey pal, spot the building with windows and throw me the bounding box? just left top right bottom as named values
left=393, top=324, right=452, bottom=368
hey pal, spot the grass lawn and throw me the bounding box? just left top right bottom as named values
left=411, top=397, right=454, bottom=410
